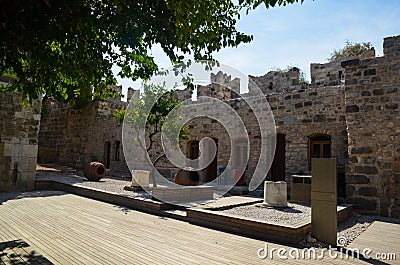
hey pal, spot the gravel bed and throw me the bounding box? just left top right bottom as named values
left=36, top=164, right=153, bottom=200
left=220, top=202, right=311, bottom=225
left=219, top=202, right=395, bottom=247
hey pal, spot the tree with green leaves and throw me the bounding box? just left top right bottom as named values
left=115, top=84, right=189, bottom=158
left=329, top=40, right=373, bottom=62
left=115, top=83, right=189, bottom=186
left=1, top=0, right=304, bottom=108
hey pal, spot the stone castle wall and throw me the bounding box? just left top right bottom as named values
left=0, top=92, right=41, bottom=192
left=152, top=85, right=348, bottom=186
left=343, top=36, right=400, bottom=217
left=250, top=67, right=303, bottom=94
left=310, top=48, right=375, bottom=87
left=35, top=35, right=400, bottom=217
left=268, top=86, right=348, bottom=178
left=38, top=97, right=128, bottom=172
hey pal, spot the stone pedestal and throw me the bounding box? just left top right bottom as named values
left=131, top=170, right=150, bottom=187
left=264, top=181, right=288, bottom=207
left=152, top=186, right=214, bottom=203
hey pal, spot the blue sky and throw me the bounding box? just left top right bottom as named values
left=116, top=0, right=400, bottom=96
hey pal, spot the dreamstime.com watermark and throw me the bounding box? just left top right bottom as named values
left=257, top=243, right=398, bottom=261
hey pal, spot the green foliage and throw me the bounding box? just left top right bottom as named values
left=118, top=84, right=189, bottom=152
left=242, top=0, right=304, bottom=12
left=329, top=41, right=373, bottom=62
left=1, top=0, right=303, bottom=108
left=114, top=106, right=126, bottom=127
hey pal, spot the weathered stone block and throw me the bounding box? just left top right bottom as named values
left=294, top=103, right=303, bottom=108
left=346, top=105, right=359, bottom=113
left=347, top=174, right=370, bottom=184
left=385, top=103, right=398, bottom=110
left=351, top=146, right=373, bottom=154
left=152, top=186, right=213, bottom=202
left=264, top=181, right=287, bottom=207
left=341, top=59, right=360, bottom=68
left=357, top=187, right=377, bottom=197
left=372, top=88, right=385, bottom=95
left=22, top=145, right=38, bottom=157
left=348, top=156, right=358, bottom=163
left=284, top=116, right=295, bottom=125
left=354, top=166, right=378, bottom=174
left=3, top=143, right=13, bottom=156
left=313, top=114, right=326, bottom=122
left=131, top=170, right=150, bottom=187
left=364, top=69, right=376, bottom=76
left=347, top=197, right=377, bottom=212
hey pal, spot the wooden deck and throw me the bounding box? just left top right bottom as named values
left=0, top=191, right=394, bottom=264
left=349, top=220, right=400, bottom=264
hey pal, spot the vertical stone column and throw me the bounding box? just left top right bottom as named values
left=0, top=92, right=41, bottom=192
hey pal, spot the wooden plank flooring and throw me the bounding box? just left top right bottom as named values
left=349, top=221, right=400, bottom=264
left=0, top=191, right=385, bottom=264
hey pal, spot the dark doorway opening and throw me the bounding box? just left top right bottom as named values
left=204, top=138, right=218, bottom=182
left=188, top=140, right=200, bottom=159
left=104, top=142, right=111, bottom=169
left=270, top=134, right=286, bottom=181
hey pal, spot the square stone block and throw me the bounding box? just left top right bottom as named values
left=131, top=170, right=150, bottom=187
left=152, top=186, right=214, bottom=203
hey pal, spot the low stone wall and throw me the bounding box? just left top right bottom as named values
left=0, top=92, right=41, bottom=192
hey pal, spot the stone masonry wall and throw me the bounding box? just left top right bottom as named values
left=311, top=48, right=375, bottom=87
left=0, top=92, right=41, bottom=192
left=250, top=67, right=302, bottom=94
left=35, top=35, right=399, bottom=217
left=38, top=98, right=128, bottom=172
left=343, top=36, right=400, bottom=217
left=158, top=85, right=348, bottom=186
left=268, top=86, right=348, bottom=178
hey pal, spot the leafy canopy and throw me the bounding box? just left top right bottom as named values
left=115, top=84, right=189, bottom=153
left=329, top=40, right=373, bottom=62
left=1, top=0, right=303, bottom=108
